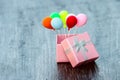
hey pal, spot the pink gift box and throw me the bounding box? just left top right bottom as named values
left=56, top=34, right=78, bottom=63
left=61, top=32, right=99, bottom=67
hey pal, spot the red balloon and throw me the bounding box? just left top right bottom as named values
left=42, top=16, right=54, bottom=30
left=66, top=15, right=77, bottom=31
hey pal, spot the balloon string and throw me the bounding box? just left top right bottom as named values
left=58, top=29, right=62, bottom=35
left=75, top=27, right=77, bottom=34
left=64, top=28, right=67, bottom=39
left=58, top=30, right=60, bottom=35
left=55, top=30, right=58, bottom=36
left=67, top=29, right=70, bottom=38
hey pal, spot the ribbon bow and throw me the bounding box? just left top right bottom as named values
left=73, top=37, right=91, bottom=60
left=74, top=37, right=89, bottom=52
left=65, top=36, right=91, bottom=60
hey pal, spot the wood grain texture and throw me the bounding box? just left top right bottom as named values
left=0, top=0, right=120, bottom=80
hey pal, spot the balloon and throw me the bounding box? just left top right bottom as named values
left=76, top=14, right=87, bottom=27
left=66, top=14, right=77, bottom=31
left=51, top=18, right=63, bottom=30
left=50, top=12, right=60, bottom=18
left=59, top=10, right=68, bottom=28
left=42, top=16, right=54, bottom=30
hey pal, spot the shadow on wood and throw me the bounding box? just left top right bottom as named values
left=57, top=61, right=99, bottom=80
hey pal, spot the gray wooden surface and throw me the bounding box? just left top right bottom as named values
left=0, top=0, right=120, bottom=80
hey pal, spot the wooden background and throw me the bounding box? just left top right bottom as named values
left=0, top=0, right=120, bottom=80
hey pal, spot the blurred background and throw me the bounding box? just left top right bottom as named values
left=0, top=0, right=120, bottom=80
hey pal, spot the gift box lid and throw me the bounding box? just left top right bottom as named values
left=61, top=32, right=99, bottom=67
left=61, top=32, right=91, bottom=52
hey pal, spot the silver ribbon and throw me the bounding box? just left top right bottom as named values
left=65, top=36, right=91, bottom=60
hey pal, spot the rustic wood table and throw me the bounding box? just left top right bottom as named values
left=0, top=0, right=120, bottom=80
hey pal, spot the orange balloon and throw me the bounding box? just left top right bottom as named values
left=42, top=16, right=54, bottom=30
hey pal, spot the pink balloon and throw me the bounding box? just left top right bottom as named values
left=76, top=14, right=87, bottom=27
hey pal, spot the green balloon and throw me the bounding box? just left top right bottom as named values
left=50, top=12, right=60, bottom=18
left=59, top=10, right=68, bottom=28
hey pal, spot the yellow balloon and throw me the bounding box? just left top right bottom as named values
left=59, top=10, right=68, bottom=28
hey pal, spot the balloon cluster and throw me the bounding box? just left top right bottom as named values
left=42, top=10, right=87, bottom=31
